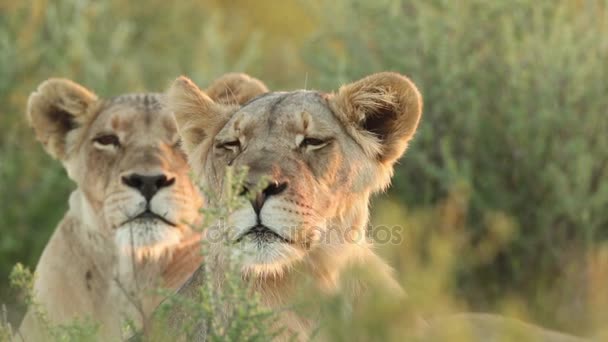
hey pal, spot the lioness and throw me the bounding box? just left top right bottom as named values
left=165, top=72, right=591, bottom=342
left=165, top=72, right=418, bottom=339
left=18, top=74, right=267, bottom=340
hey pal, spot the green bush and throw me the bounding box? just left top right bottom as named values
left=306, top=0, right=608, bottom=333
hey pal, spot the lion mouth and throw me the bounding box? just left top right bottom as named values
left=123, top=209, right=176, bottom=227
left=235, top=225, right=293, bottom=244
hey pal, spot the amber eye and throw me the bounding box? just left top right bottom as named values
left=216, top=140, right=241, bottom=151
left=300, top=137, right=330, bottom=149
left=93, top=134, right=120, bottom=147
left=302, top=137, right=325, bottom=146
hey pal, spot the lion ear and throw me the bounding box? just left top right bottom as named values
left=205, top=72, right=268, bottom=105
left=167, top=76, right=229, bottom=158
left=27, top=78, right=98, bottom=160
left=328, top=72, right=422, bottom=166
left=168, top=74, right=268, bottom=158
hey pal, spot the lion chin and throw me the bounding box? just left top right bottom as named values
left=234, top=229, right=307, bottom=278
left=115, top=219, right=183, bottom=264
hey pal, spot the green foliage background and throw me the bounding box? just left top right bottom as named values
left=1, top=0, right=607, bottom=338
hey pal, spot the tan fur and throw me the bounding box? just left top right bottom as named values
left=166, top=73, right=589, bottom=342
left=166, top=72, right=420, bottom=340
left=204, top=72, right=269, bottom=106
left=26, top=78, right=98, bottom=160
left=18, top=74, right=267, bottom=341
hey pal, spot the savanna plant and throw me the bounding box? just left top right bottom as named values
left=8, top=264, right=99, bottom=342
left=1, top=306, right=14, bottom=342
left=6, top=167, right=281, bottom=342
left=144, top=167, right=284, bottom=341
left=305, top=0, right=608, bottom=335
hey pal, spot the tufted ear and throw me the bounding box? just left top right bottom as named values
left=168, top=73, right=268, bottom=158
left=27, top=78, right=98, bottom=160
left=205, top=72, right=268, bottom=106
left=328, top=72, right=422, bottom=166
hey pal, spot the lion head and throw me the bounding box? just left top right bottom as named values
left=28, top=74, right=268, bottom=261
left=168, top=72, right=422, bottom=289
left=27, top=79, right=204, bottom=263
left=22, top=74, right=268, bottom=339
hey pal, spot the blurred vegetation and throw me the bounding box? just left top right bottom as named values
left=306, top=0, right=608, bottom=336
left=4, top=264, right=99, bottom=341
left=1, top=0, right=607, bottom=339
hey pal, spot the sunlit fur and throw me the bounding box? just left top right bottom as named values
left=169, top=72, right=423, bottom=339
left=168, top=73, right=592, bottom=342
left=18, top=74, right=267, bottom=340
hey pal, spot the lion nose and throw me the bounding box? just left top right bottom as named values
left=247, top=180, right=289, bottom=214
left=122, top=173, right=175, bottom=202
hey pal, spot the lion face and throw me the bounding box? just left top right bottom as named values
left=27, top=75, right=268, bottom=259
left=207, top=93, right=374, bottom=274
left=27, top=83, right=200, bottom=259
left=75, top=96, right=201, bottom=254
left=169, top=73, right=422, bottom=279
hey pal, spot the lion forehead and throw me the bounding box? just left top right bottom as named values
left=226, top=91, right=341, bottom=136
left=88, top=93, right=177, bottom=143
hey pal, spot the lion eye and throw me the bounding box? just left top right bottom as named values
left=300, top=137, right=330, bottom=149
left=216, top=140, right=241, bottom=151
left=302, top=138, right=325, bottom=146
left=93, top=134, right=120, bottom=147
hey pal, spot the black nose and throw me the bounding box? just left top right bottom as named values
left=122, top=173, right=175, bottom=202
left=248, top=180, right=288, bottom=214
